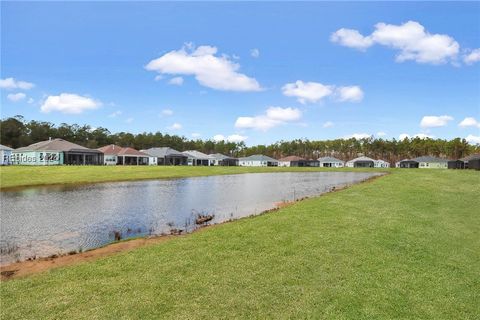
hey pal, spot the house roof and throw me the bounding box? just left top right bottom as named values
left=208, top=153, right=237, bottom=161
left=15, top=138, right=100, bottom=153
left=278, top=155, right=306, bottom=162
left=398, top=159, right=418, bottom=163
left=412, top=156, right=448, bottom=163
left=239, top=154, right=278, bottom=162
left=182, top=150, right=210, bottom=160
left=318, top=156, right=344, bottom=163
left=347, top=156, right=375, bottom=163
left=118, top=147, right=148, bottom=156
left=141, top=147, right=186, bottom=158
left=460, top=154, right=480, bottom=162
left=98, top=144, right=147, bottom=156
left=0, top=144, right=13, bottom=151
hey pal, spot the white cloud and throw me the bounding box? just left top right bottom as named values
left=40, top=93, right=102, bottom=114
left=154, top=75, right=164, bottom=81
left=282, top=81, right=333, bottom=104
left=125, top=117, right=134, bottom=124
left=420, top=115, right=453, bottom=128
left=235, top=106, right=302, bottom=131
left=282, top=80, right=364, bottom=104
left=0, top=77, right=35, bottom=90
left=145, top=44, right=261, bottom=91
left=399, top=133, right=410, bottom=140
left=213, top=134, right=247, bottom=143
left=463, top=48, right=480, bottom=65
left=344, top=133, right=371, bottom=139
left=191, top=133, right=201, bottom=138
left=466, top=134, right=480, bottom=144
left=168, top=122, right=182, bottom=130
left=168, top=76, right=184, bottom=86
left=250, top=48, right=260, bottom=58
left=323, top=121, right=334, bottom=128
left=213, top=134, right=226, bottom=141
left=161, top=108, right=174, bottom=116
left=226, top=134, right=247, bottom=143
left=336, top=86, right=364, bottom=102
left=459, top=117, right=480, bottom=128
left=330, top=28, right=373, bottom=50
left=265, top=106, right=302, bottom=122
left=27, top=98, right=34, bottom=104
left=108, top=110, right=123, bottom=118
left=331, top=21, right=460, bottom=64
left=376, top=131, right=387, bottom=137
left=7, top=92, right=26, bottom=102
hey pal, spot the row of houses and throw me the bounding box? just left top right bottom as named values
left=1, top=139, right=479, bottom=169
left=395, top=155, right=480, bottom=170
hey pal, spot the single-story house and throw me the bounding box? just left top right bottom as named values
left=374, top=159, right=390, bottom=168
left=412, top=156, right=448, bottom=169
left=141, top=147, right=188, bottom=165
left=305, top=159, right=320, bottom=167
left=278, top=156, right=307, bottom=167
left=396, top=159, right=419, bottom=168
left=447, top=160, right=465, bottom=169
left=238, top=154, right=278, bottom=167
left=460, top=154, right=480, bottom=170
left=318, top=156, right=344, bottom=168
left=98, top=144, right=150, bottom=165
left=208, top=153, right=239, bottom=166
left=0, top=144, right=13, bottom=165
left=182, top=150, right=212, bottom=166
left=12, top=138, right=103, bottom=165
left=468, top=158, right=480, bottom=170
left=346, top=156, right=375, bottom=168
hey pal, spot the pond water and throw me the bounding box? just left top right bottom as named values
left=0, top=172, right=382, bottom=264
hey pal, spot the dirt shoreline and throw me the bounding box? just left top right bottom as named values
left=1, top=173, right=386, bottom=281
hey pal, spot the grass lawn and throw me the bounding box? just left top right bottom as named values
left=1, top=169, right=479, bottom=319
left=0, top=165, right=378, bottom=189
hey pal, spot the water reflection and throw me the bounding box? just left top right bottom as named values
left=0, top=172, right=381, bottom=264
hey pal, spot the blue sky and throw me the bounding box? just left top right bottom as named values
left=1, top=1, right=479, bottom=145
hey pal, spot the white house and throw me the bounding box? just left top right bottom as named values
left=318, top=156, right=344, bottom=168
left=98, top=145, right=150, bottom=165
left=238, top=154, right=278, bottom=167
left=208, top=153, right=238, bottom=166
left=0, top=144, right=13, bottom=165
left=412, top=156, right=448, bottom=169
left=374, top=159, right=390, bottom=168
left=346, top=156, right=375, bottom=168
left=182, top=150, right=212, bottom=166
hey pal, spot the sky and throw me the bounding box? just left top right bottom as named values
left=1, top=1, right=480, bottom=146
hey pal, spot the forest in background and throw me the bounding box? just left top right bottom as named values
left=1, top=115, right=478, bottom=163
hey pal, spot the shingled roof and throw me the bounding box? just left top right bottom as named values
left=16, top=138, right=99, bottom=153
left=98, top=144, right=148, bottom=156
left=278, top=156, right=306, bottom=162
left=239, top=154, right=278, bottom=162
left=182, top=150, right=210, bottom=160
left=0, top=144, right=13, bottom=151
left=318, top=156, right=344, bottom=163
left=412, top=156, right=448, bottom=163
left=141, top=147, right=186, bottom=158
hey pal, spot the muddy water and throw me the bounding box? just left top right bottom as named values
left=0, top=172, right=382, bottom=264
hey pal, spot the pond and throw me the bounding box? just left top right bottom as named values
left=0, top=172, right=382, bottom=264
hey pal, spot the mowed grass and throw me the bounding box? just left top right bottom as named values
left=0, top=165, right=376, bottom=189
left=1, top=170, right=479, bottom=319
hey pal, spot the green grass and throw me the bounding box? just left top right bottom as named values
left=0, top=165, right=383, bottom=189
left=1, top=170, right=479, bottom=319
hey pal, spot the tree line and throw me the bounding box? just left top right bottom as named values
left=1, top=115, right=478, bottom=163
